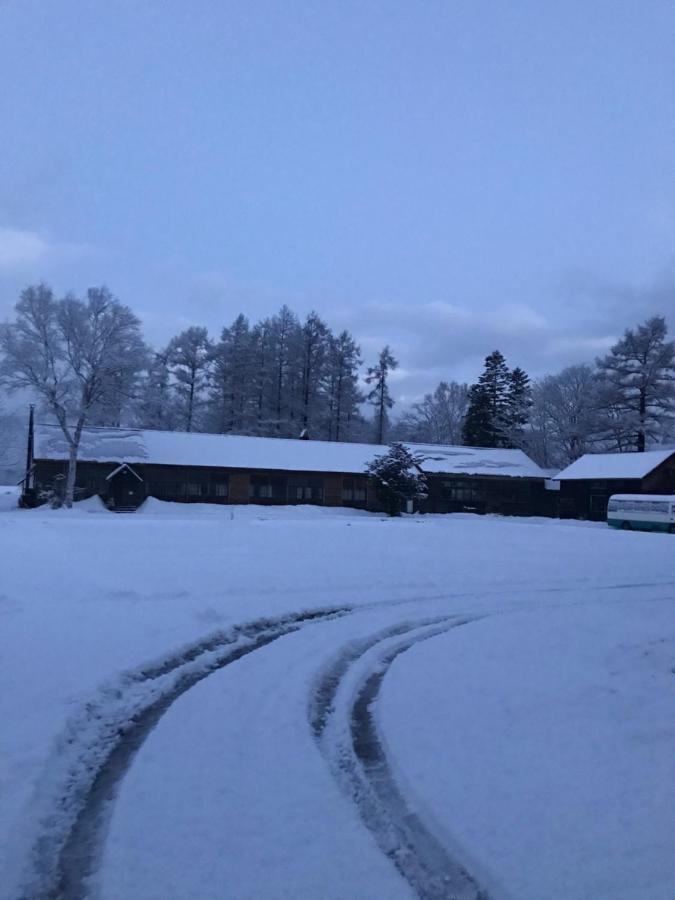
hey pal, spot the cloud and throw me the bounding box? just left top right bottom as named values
left=0, top=226, right=89, bottom=271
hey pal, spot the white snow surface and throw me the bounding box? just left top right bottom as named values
left=1, top=500, right=674, bottom=899
left=33, top=423, right=545, bottom=477
left=0, top=485, right=20, bottom=512
left=555, top=448, right=674, bottom=480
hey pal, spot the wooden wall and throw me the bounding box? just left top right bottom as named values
left=32, top=459, right=556, bottom=517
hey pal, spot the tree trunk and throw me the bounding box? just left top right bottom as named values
left=64, top=417, right=85, bottom=508
left=637, top=388, right=646, bottom=451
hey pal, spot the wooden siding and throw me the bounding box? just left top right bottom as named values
left=420, top=474, right=553, bottom=517
left=31, top=458, right=554, bottom=517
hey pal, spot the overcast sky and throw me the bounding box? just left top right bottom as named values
left=1, top=0, right=675, bottom=403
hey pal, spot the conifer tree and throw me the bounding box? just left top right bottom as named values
left=136, top=349, right=179, bottom=430
left=366, top=442, right=427, bottom=516
left=166, top=326, right=212, bottom=432
left=325, top=330, right=363, bottom=441
left=502, top=366, right=532, bottom=447
left=366, top=345, right=398, bottom=444
left=462, top=350, right=511, bottom=446
left=209, top=314, right=252, bottom=433
left=596, top=316, right=675, bottom=451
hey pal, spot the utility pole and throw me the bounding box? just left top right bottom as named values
left=24, top=403, right=35, bottom=493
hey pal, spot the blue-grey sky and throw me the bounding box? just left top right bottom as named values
left=1, top=0, right=675, bottom=402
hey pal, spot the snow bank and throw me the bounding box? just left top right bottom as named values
left=136, top=497, right=378, bottom=520
left=0, top=485, right=20, bottom=512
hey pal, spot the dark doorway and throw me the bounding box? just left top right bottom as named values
left=108, top=465, right=145, bottom=510
left=589, top=493, right=608, bottom=521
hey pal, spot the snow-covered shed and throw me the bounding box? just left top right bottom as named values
left=30, top=423, right=549, bottom=514
left=554, top=449, right=675, bottom=520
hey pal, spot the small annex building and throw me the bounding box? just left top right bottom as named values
left=28, top=423, right=550, bottom=516
left=555, top=449, right=675, bottom=520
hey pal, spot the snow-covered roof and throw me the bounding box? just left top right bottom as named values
left=555, top=449, right=675, bottom=481
left=33, top=424, right=546, bottom=478
left=610, top=494, right=675, bottom=502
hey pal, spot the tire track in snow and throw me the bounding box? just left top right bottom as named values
left=17, top=606, right=351, bottom=900
left=311, top=618, right=491, bottom=900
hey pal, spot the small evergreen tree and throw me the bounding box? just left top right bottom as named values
left=366, top=442, right=427, bottom=516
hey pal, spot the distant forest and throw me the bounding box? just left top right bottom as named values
left=1, top=283, right=675, bottom=482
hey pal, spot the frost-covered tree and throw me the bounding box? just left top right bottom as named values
left=249, top=318, right=275, bottom=435
left=297, top=311, right=330, bottom=435
left=0, top=403, right=25, bottom=484
left=209, top=314, right=252, bottom=433
left=395, top=381, right=468, bottom=445
left=596, top=316, right=675, bottom=451
left=268, top=305, right=301, bottom=435
left=166, top=326, right=212, bottom=432
left=366, top=345, right=398, bottom=444
left=0, top=283, right=146, bottom=506
left=366, top=442, right=427, bottom=516
left=324, top=330, right=363, bottom=441
left=135, top=348, right=180, bottom=430
left=527, top=364, right=601, bottom=468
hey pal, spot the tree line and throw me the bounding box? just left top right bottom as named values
left=394, top=316, right=675, bottom=469
left=1, top=280, right=674, bottom=504
left=0, top=283, right=400, bottom=503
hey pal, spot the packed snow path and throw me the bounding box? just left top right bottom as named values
left=310, top=616, right=491, bottom=900
left=16, top=605, right=496, bottom=900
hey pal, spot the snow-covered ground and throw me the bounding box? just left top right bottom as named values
left=1, top=499, right=674, bottom=899
left=0, top=484, right=20, bottom=512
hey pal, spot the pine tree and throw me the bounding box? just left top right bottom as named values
left=366, top=345, right=398, bottom=444
left=502, top=367, right=532, bottom=447
left=366, top=442, right=427, bottom=516
left=462, top=350, right=511, bottom=446
left=596, top=316, right=675, bottom=451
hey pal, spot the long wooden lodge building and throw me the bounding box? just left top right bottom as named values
left=27, top=422, right=553, bottom=516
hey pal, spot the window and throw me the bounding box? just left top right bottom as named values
left=213, top=483, right=228, bottom=498
left=289, top=478, right=324, bottom=503
left=187, top=483, right=202, bottom=497
left=149, top=482, right=185, bottom=498
left=442, top=480, right=482, bottom=503
left=249, top=475, right=287, bottom=501
left=342, top=477, right=366, bottom=502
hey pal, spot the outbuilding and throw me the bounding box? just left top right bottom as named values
left=555, top=449, right=675, bottom=520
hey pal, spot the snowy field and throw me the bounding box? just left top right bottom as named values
left=1, top=494, right=674, bottom=899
